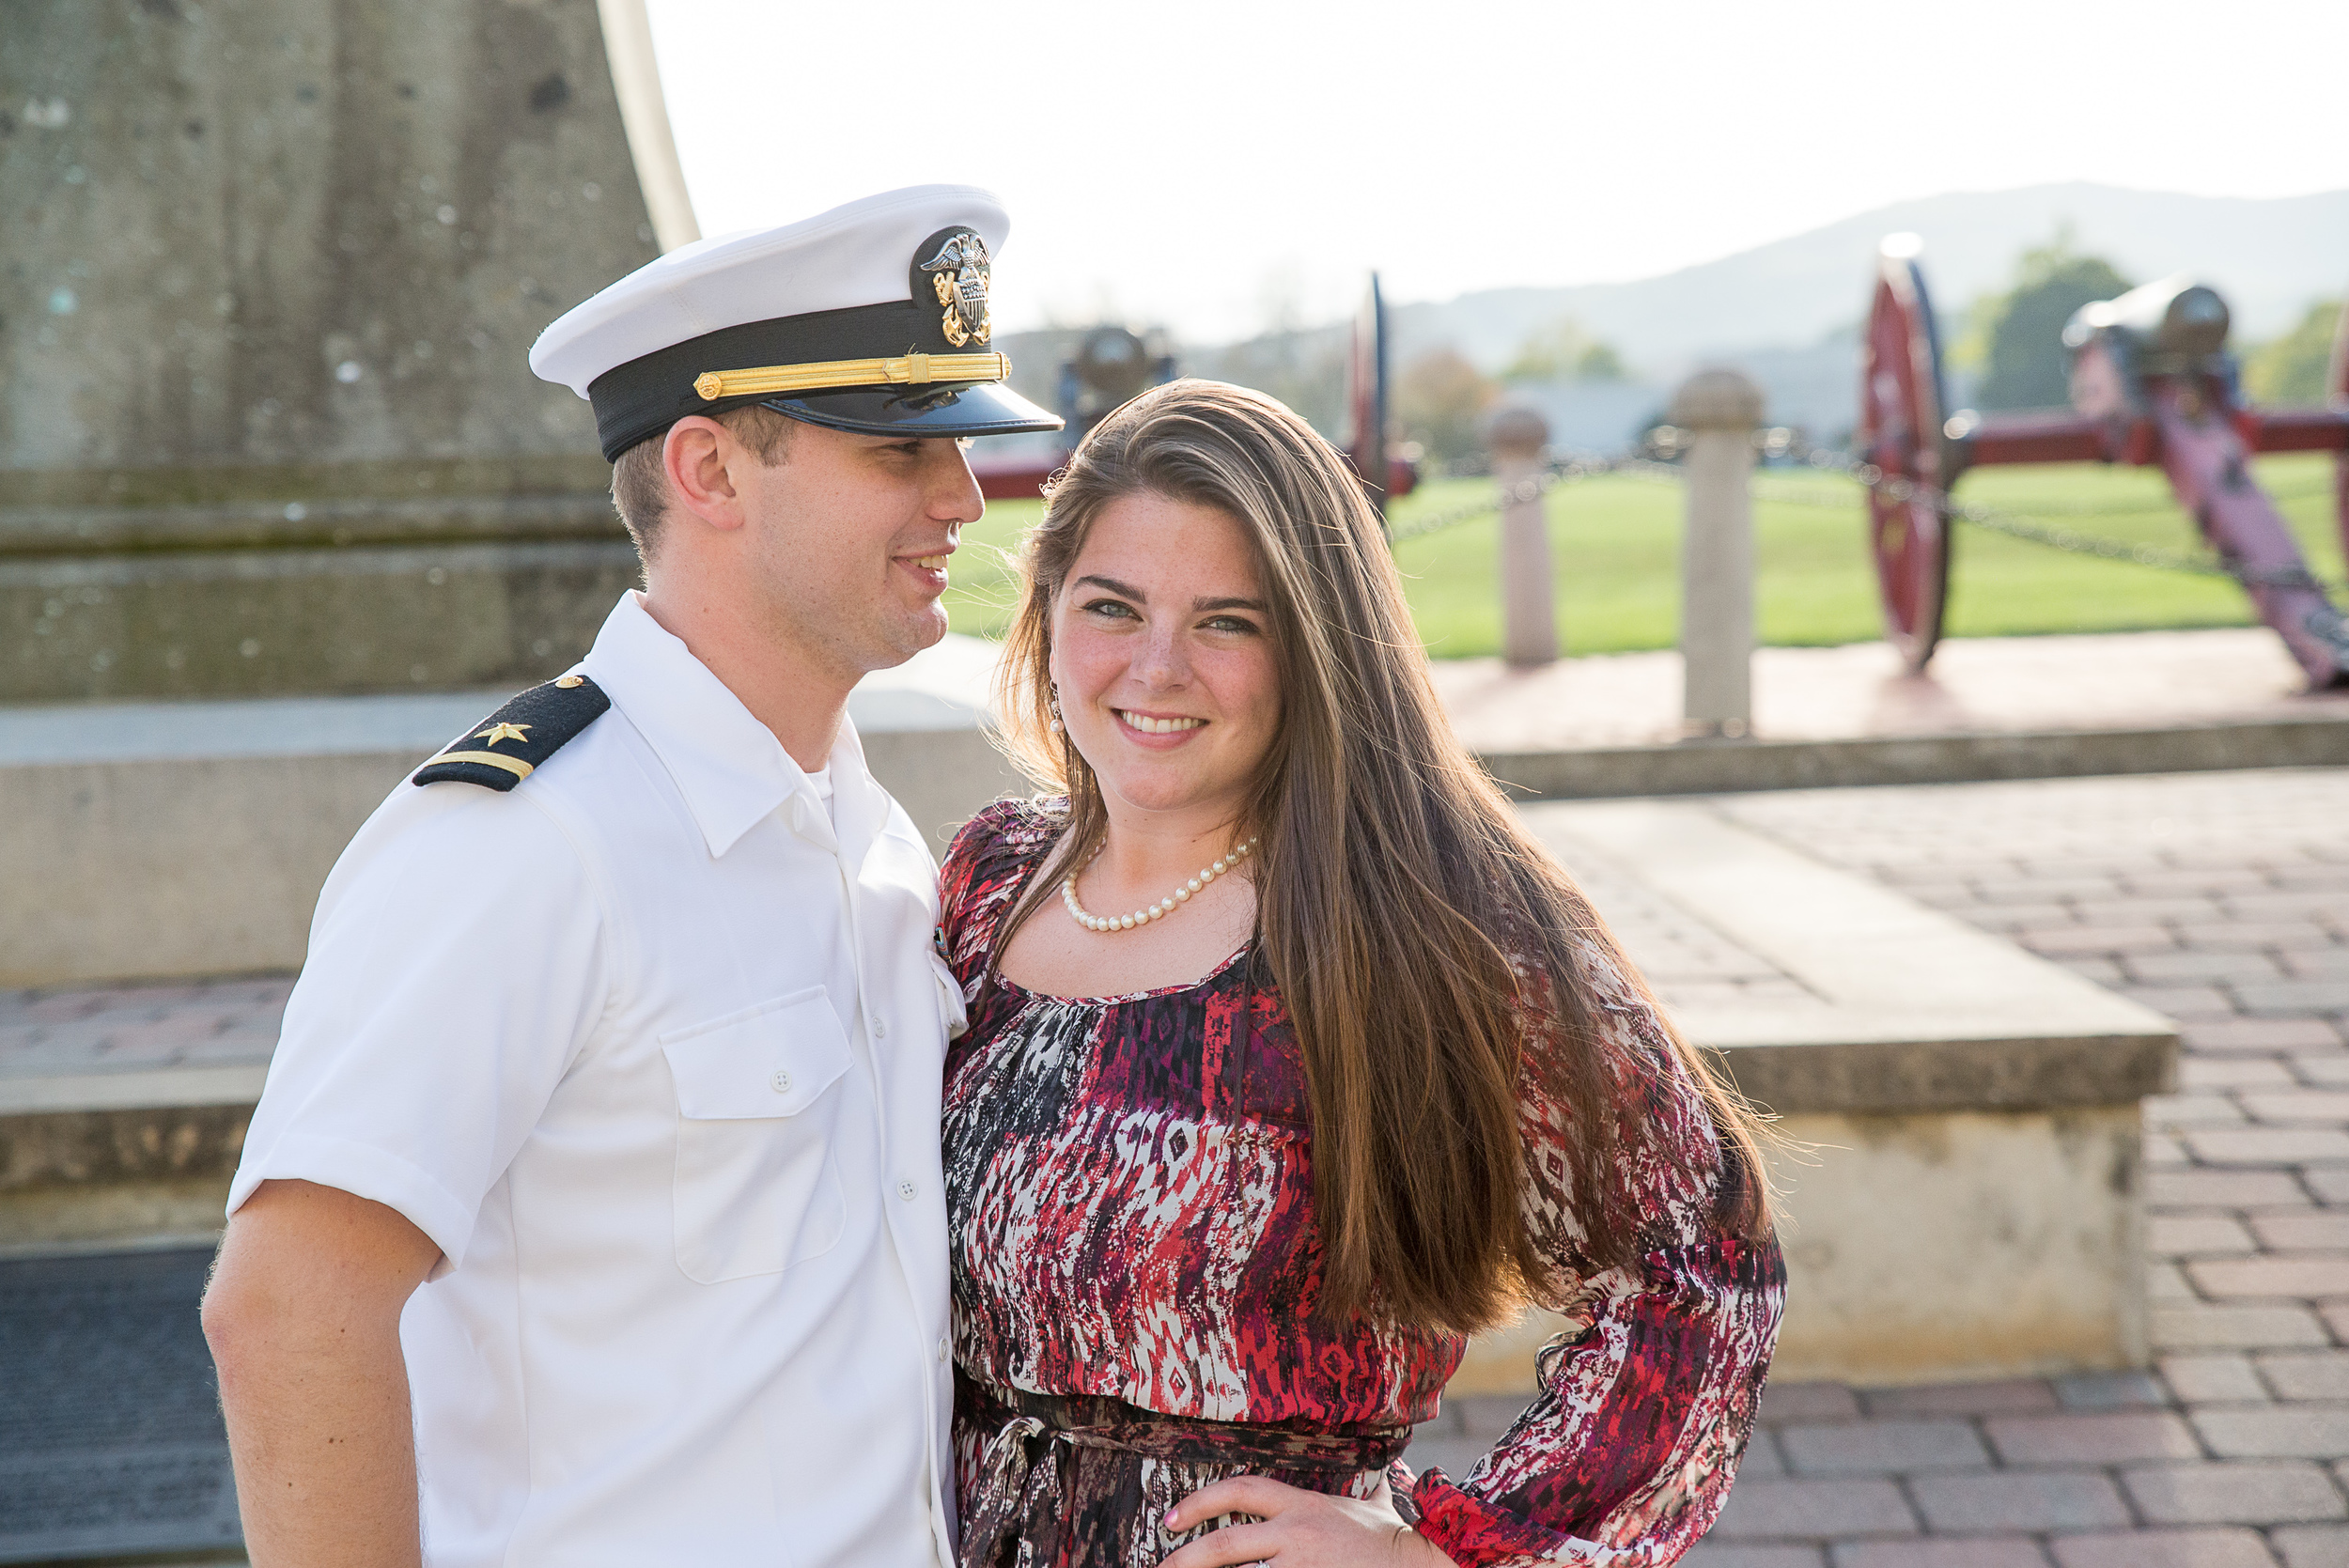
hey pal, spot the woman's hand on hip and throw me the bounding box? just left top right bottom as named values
left=1159, top=1475, right=1457, bottom=1567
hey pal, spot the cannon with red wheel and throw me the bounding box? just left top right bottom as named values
left=968, top=276, right=1418, bottom=505
left=968, top=324, right=1173, bottom=500
left=1056, top=326, right=1178, bottom=450
left=1860, top=236, right=2349, bottom=685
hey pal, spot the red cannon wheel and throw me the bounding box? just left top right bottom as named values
left=2331, top=295, right=2349, bottom=566
left=1348, top=272, right=1391, bottom=517
left=1860, top=238, right=1955, bottom=672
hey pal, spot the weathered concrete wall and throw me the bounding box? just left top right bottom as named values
left=0, top=0, right=662, bottom=699
left=0, top=1174, right=240, bottom=1253
left=2, top=746, right=428, bottom=986
left=0, top=684, right=1034, bottom=988
left=2, top=0, right=653, bottom=474
left=1766, top=1107, right=2147, bottom=1384
left=1452, top=1105, right=2148, bottom=1393
left=5, top=537, right=640, bottom=700
left=1452, top=799, right=2174, bottom=1392
left=0, top=1108, right=248, bottom=1252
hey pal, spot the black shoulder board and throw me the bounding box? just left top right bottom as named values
left=412, top=674, right=611, bottom=792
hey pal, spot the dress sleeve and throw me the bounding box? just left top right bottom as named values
left=1405, top=936, right=1786, bottom=1566
left=937, top=797, right=1061, bottom=999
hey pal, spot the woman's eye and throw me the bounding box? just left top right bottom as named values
left=1203, top=615, right=1259, bottom=634
left=1082, top=598, right=1138, bottom=620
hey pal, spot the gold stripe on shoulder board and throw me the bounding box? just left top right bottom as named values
left=431, top=751, right=535, bottom=779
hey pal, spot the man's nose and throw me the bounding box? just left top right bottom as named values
left=927, top=442, right=985, bottom=525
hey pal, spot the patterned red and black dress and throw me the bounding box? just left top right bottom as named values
left=940, top=799, right=1784, bottom=1568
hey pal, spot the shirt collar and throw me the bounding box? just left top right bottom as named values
left=581, top=592, right=882, bottom=862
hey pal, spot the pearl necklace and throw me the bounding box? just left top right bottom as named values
left=1063, top=837, right=1258, bottom=934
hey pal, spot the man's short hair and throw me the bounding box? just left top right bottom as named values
left=610, top=404, right=799, bottom=558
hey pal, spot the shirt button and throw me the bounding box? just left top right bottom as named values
left=896, top=1180, right=917, bottom=1201
left=770, top=1069, right=792, bottom=1094
left=872, top=1019, right=888, bottom=1039
left=937, top=1335, right=949, bottom=1363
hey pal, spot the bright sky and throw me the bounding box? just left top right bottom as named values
left=648, top=0, right=2349, bottom=343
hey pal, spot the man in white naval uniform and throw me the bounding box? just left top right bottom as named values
left=202, top=187, right=1062, bottom=1568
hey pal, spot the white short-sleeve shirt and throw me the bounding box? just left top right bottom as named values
left=230, top=591, right=967, bottom=1568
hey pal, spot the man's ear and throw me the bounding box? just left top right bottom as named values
left=661, top=415, right=749, bottom=534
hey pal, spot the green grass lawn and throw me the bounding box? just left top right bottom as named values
left=942, top=453, right=2344, bottom=660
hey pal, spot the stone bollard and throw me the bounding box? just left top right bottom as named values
left=1487, top=407, right=1559, bottom=667
left=1670, top=369, right=1766, bottom=737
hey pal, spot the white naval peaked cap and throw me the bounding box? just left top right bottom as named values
left=529, top=184, right=1061, bottom=459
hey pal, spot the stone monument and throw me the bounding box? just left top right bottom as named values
left=0, top=0, right=694, bottom=702
left=0, top=6, right=699, bottom=1558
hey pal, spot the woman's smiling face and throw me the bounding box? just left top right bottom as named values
left=1049, top=490, right=1282, bottom=825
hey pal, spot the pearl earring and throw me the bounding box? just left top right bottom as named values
left=1048, top=688, right=1064, bottom=736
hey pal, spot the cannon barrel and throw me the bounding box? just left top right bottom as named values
left=2063, top=275, right=2231, bottom=360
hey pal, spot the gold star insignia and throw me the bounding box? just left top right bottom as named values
left=475, top=722, right=531, bottom=747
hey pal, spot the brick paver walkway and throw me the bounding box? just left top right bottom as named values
left=0, top=976, right=288, bottom=1081
left=1431, top=629, right=2349, bottom=753
left=1521, top=768, right=2348, bottom=1567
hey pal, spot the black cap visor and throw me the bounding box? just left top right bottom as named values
left=762, top=379, right=1063, bottom=439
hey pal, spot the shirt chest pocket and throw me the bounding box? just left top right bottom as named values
left=660, top=988, right=853, bottom=1284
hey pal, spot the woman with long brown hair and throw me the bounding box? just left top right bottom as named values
left=939, top=380, right=1782, bottom=1567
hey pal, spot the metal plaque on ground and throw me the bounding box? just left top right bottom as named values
left=0, top=1249, right=242, bottom=1564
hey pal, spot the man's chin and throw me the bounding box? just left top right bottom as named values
left=861, top=606, right=950, bottom=673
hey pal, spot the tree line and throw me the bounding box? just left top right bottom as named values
left=1958, top=231, right=2340, bottom=411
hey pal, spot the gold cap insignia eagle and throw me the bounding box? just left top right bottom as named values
left=918, top=232, right=992, bottom=349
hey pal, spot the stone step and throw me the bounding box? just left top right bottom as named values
left=1491, top=800, right=2176, bottom=1391
left=0, top=978, right=284, bottom=1255
left=0, top=634, right=1026, bottom=990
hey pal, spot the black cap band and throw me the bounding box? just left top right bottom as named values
left=588, top=299, right=928, bottom=459
left=583, top=225, right=1062, bottom=458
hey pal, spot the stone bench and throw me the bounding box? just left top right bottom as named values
left=0, top=637, right=1027, bottom=990
left=1450, top=799, right=2177, bottom=1391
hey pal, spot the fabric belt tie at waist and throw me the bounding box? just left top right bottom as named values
left=957, top=1374, right=1409, bottom=1568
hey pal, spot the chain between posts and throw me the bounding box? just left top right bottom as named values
left=1382, top=457, right=1672, bottom=543
left=1803, top=443, right=2348, bottom=594
left=1386, top=439, right=2346, bottom=595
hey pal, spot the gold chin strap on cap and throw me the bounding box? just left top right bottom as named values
left=692, top=350, right=1011, bottom=403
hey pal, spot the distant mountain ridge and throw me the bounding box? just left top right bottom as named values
left=1386, top=182, right=2349, bottom=374
left=991, top=183, right=2349, bottom=453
